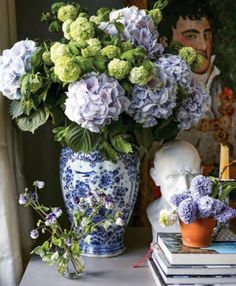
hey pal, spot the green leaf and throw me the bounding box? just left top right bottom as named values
left=16, top=109, right=49, bottom=133
left=31, top=246, right=45, bottom=257
left=31, top=48, right=44, bottom=68
left=65, top=123, right=101, bottom=153
left=111, top=135, right=132, bottom=153
left=9, top=100, right=24, bottom=119
left=92, top=56, right=107, bottom=72
left=74, top=56, right=94, bottom=73
left=51, top=236, right=62, bottom=247
left=219, top=184, right=236, bottom=201
left=68, top=42, right=80, bottom=55
left=51, top=2, right=65, bottom=14
left=99, top=141, right=117, bottom=161
left=114, top=22, right=124, bottom=33
left=49, top=21, right=61, bottom=33
left=121, top=47, right=146, bottom=64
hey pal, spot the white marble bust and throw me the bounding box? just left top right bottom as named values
left=146, top=140, right=201, bottom=243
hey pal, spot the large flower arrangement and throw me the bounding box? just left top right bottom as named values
left=0, top=1, right=209, bottom=160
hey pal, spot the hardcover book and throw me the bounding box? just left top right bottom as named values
left=157, top=233, right=236, bottom=265
left=148, top=257, right=236, bottom=286
left=152, top=249, right=236, bottom=276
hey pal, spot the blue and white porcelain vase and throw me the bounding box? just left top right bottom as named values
left=60, top=147, right=140, bottom=257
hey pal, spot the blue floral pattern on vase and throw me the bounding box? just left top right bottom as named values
left=60, top=147, right=140, bottom=257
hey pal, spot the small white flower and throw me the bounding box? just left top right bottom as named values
left=115, top=217, right=125, bottom=226
left=33, top=180, right=45, bottom=189
left=53, top=207, right=62, bottom=218
left=102, top=220, right=112, bottom=230
left=30, top=229, right=39, bottom=239
left=159, top=208, right=177, bottom=227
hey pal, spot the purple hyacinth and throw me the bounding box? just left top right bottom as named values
left=215, top=206, right=236, bottom=223
left=189, top=175, right=213, bottom=199
left=178, top=199, right=198, bottom=224
left=176, top=79, right=209, bottom=130
left=197, top=196, right=217, bottom=218
left=65, top=73, right=130, bottom=133
left=45, top=212, right=57, bottom=226
left=155, top=54, right=191, bottom=89
left=128, top=68, right=177, bottom=127
left=171, top=193, right=190, bottom=207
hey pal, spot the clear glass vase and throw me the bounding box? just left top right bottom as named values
left=62, top=255, right=85, bottom=279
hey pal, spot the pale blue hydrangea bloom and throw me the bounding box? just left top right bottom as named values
left=64, top=73, right=130, bottom=133
left=0, top=39, right=37, bottom=100
left=176, top=79, right=209, bottom=130
left=128, top=68, right=177, bottom=127
left=155, top=54, right=191, bottom=89
left=99, top=6, right=163, bottom=59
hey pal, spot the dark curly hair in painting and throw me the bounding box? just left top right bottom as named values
left=158, top=0, right=219, bottom=43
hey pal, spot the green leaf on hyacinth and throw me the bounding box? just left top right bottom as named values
left=111, top=135, right=132, bottom=153
left=219, top=183, right=236, bottom=201
left=65, top=123, right=101, bottom=153
left=9, top=100, right=24, bottom=119
left=99, top=141, right=117, bottom=161
left=16, top=108, right=49, bottom=133
left=31, top=48, right=44, bottom=68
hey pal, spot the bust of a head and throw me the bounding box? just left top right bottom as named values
left=147, top=140, right=201, bottom=241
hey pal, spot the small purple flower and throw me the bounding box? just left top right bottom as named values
left=19, top=193, right=28, bottom=205
left=104, top=195, right=114, bottom=209
left=30, top=229, right=39, bottom=239
left=45, top=212, right=57, bottom=226
left=30, top=192, right=38, bottom=202
left=66, top=239, right=72, bottom=247
left=178, top=199, right=197, bottom=224
left=53, top=207, right=62, bottom=218
left=190, top=175, right=213, bottom=199
left=215, top=207, right=236, bottom=223
left=171, top=193, right=190, bottom=207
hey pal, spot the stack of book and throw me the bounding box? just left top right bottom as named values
left=148, top=233, right=236, bottom=286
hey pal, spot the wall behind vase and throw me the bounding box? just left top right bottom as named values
left=15, top=0, right=125, bottom=209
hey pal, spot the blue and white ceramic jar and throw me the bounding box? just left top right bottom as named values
left=60, top=147, right=140, bottom=257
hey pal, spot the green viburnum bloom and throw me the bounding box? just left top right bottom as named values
left=42, top=51, right=53, bottom=66
left=89, top=15, right=103, bottom=25
left=54, top=56, right=81, bottom=83
left=69, top=17, right=95, bottom=44
left=129, top=65, right=154, bottom=85
left=192, top=54, right=205, bottom=71
left=57, top=5, right=78, bottom=22
left=179, top=47, right=197, bottom=65
left=108, top=58, right=131, bottom=80
left=120, top=41, right=133, bottom=52
left=101, top=45, right=121, bottom=59
left=81, top=38, right=101, bottom=57
left=50, top=42, right=72, bottom=63
left=62, top=19, right=73, bottom=40
left=149, top=9, right=162, bottom=25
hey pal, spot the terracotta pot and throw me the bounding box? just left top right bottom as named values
left=180, top=217, right=216, bottom=248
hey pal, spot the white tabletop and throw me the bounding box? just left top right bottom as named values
left=20, top=227, right=156, bottom=286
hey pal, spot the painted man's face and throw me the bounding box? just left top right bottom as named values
left=172, top=16, right=213, bottom=74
